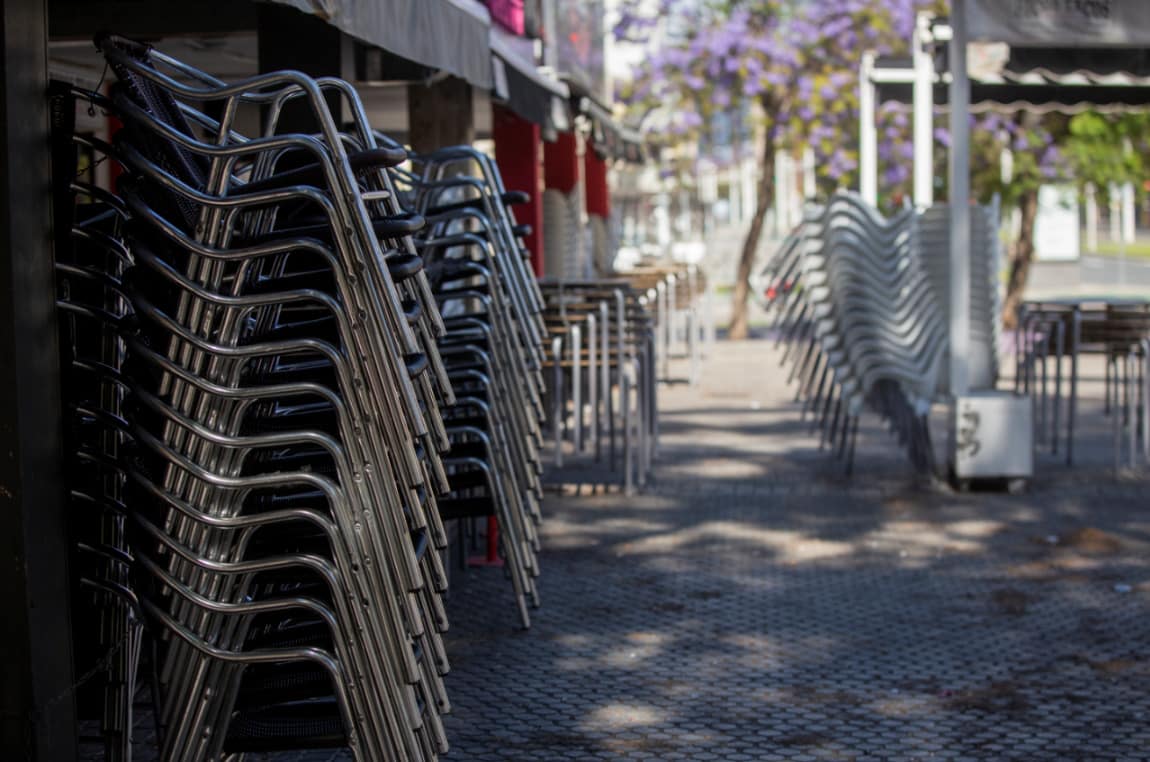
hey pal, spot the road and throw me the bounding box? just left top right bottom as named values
left=1028, top=254, right=1150, bottom=298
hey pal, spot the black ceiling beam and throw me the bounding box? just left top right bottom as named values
left=48, top=0, right=258, bottom=40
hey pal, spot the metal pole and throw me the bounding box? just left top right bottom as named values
left=552, top=336, right=564, bottom=466
left=948, top=0, right=972, bottom=397
left=1068, top=309, right=1080, bottom=465
left=1142, top=339, right=1149, bottom=466
left=913, top=12, right=935, bottom=208
left=599, top=302, right=609, bottom=462
left=859, top=51, right=878, bottom=208
left=623, top=364, right=634, bottom=495
left=571, top=323, right=582, bottom=453
left=587, top=313, right=597, bottom=454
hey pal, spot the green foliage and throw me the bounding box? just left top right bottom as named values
left=1063, top=112, right=1150, bottom=202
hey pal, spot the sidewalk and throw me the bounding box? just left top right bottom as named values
left=441, top=338, right=1150, bottom=760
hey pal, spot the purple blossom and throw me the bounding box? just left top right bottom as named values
left=620, top=0, right=939, bottom=169
left=884, top=164, right=910, bottom=187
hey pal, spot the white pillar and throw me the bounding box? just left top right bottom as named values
left=802, top=144, right=816, bottom=199
left=1122, top=182, right=1136, bottom=244
left=787, top=151, right=799, bottom=225
left=774, top=148, right=788, bottom=235
left=913, top=13, right=935, bottom=208
left=1085, top=182, right=1098, bottom=253
left=741, top=155, right=756, bottom=221
left=859, top=51, right=878, bottom=207
left=948, top=0, right=971, bottom=396
left=728, top=166, right=741, bottom=225
left=1110, top=182, right=1121, bottom=241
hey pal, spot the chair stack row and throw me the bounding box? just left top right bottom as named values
left=539, top=280, right=659, bottom=492
left=916, top=200, right=1003, bottom=390
left=48, top=31, right=563, bottom=760
left=51, top=80, right=144, bottom=762
left=393, top=145, right=550, bottom=628
left=766, top=192, right=946, bottom=475
left=1018, top=299, right=1150, bottom=471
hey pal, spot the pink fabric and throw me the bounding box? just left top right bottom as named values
left=486, top=0, right=525, bottom=35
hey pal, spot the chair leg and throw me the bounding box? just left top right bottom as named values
left=1127, top=349, right=1137, bottom=469
left=1105, top=352, right=1112, bottom=415
left=1052, top=322, right=1064, bottom=455
left=1067, top=313, right=1080, bottom=466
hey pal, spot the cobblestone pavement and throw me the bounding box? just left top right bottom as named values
left=440, top=338, right=1150, bottom=761
left=117, top=338, right=1150, bottom=761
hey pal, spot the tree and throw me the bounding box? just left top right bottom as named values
left=1064, top=112, right=1150, bottom=191
left=939, top=111, right=1070, bottom=327
left=616, top=0, right=932, bottom=338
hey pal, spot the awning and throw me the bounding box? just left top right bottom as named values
left=260, top=0, right=493, bottom=89
left=874, top=46, right=1150, bottom=114
left=575, top=93, right=646, bottom=164
left=490, top=23, right=570, bottom=131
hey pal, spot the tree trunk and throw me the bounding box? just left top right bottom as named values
left=728, top=130, right=777, bottom=340
left=1001, top=187, right=1040, bottom=329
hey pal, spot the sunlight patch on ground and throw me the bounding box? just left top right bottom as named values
left=583, top=703, right=665, bottom=730
left=672, top=456, right=766, bottom=479
left=615, top=520, right=855, bottom=562
left=866, top=518, right=1007, bottom=556
left=602, top=639, right=666, bottom=668
left=541, top=515, right=675, bottom=549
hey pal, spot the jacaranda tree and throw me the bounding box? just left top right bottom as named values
left=616, top=0, right=936, bottom=338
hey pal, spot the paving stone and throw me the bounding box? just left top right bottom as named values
left=91, top=341, right=1150, bottom=761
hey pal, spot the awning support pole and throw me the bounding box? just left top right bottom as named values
left=859, top=51, right=878, bottom=208
left=949, top=0, right=972, bottom=397
left=913, top=12, right=935, bottom=209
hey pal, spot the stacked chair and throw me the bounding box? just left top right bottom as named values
left=45, top=30, right=564, bottom=759
left=609, top=264, right=708, bottom=385
left=916, top=201, right=1003, bottom=390
left=1018, top=300, right=1150, bottom=471
left=538, top=280, right=658, bottom=493
left=102, top=34, right=454, bottom=760
left=765, top=192, right=946, bottom=475
left=393, top=145, right=549, bottom=628
left=50, top=81, right=145, bottom=761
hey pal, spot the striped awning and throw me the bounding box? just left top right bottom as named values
left=874, top=44, right=1150, bottom=113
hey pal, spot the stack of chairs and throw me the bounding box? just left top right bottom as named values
left=765, top=192, right=946, bottom=475
left=614, top=263, right=708, bottom=384
left=916, top=201, right=1003, bottom=390
left=1018, top=299, right=1150, bottom=470
left=538, top=280, right=658, bottom=493
left=50, top=82, right=145, bottom=761
left=394, top=145, right=549, bottom=627
left=51, top=33, right=470, bottom=760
